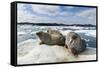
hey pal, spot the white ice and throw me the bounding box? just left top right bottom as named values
left=18, top=32, right=26, bottom=35
left=17, top=39, right=96, bottom=65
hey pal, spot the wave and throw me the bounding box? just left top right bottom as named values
left=75, top=30, right=96, bottom=37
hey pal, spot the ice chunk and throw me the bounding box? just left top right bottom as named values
left=17, top=39, right=96, bottom=65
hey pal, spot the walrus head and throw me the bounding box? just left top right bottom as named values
left=36, top=31, right=51, bottom=41
left=36, top=31, right=43, bottom=36
left=67, top=32, right=80, bottom=44
left=36, top=31, right=47, bottom=38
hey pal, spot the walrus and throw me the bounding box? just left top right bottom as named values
left=36, top=29, right=65, bottom=46
left=65, top=32, right=86, bottom=56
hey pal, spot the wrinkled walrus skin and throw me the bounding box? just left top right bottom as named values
left=36, top=30, right=65, bottom=46
left=65, top=32, right=86, bottom=56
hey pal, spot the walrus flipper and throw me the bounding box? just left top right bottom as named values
left=39, top=41, right=44, bottom=45
left=64, top=44, right=68, bottom=48
left=71, top=48, right=78, bottom=57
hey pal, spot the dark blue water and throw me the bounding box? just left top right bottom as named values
left=78, top=33, right=96, bottom=48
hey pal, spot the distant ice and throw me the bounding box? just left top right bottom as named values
left=18, top=30, right=96, bottom=38
left=18, top=32, right=26, bottom=35
left=17, top=25, right=96, bottom=37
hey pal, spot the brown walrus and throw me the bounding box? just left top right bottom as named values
left=36, top=29, right=65, bottom=46
left=65, top=32, right=86, bottom=56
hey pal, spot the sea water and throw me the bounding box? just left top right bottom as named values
left=17, top=24, right=96, bottom=48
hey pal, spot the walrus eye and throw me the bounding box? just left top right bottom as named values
left=72, top=35, right=77, bottom=39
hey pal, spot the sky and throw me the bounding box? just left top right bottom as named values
left=17, top=3, right=96, bottom=25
